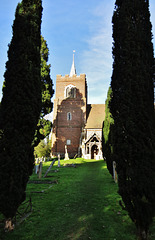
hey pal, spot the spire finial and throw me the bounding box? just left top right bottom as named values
left=70, top=50, right=76, bottom=77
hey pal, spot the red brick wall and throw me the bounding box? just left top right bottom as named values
left=51, top=74, right=87, bottom=158
left=57, top=127, right=81, bottom=158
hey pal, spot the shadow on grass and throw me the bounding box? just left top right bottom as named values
left=62, top=160, right=136, bottom=240
left=0, top=160, right=141, bottom=240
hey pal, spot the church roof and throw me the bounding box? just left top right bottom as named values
left=85, top=104, right=105, bottom=129
left=70, top=51, right=76, bottom=77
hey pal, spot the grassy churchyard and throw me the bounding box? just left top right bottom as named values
left=0, top=158, right=155, bottom=240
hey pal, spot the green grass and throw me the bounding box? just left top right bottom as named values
left=0, top=159, right=155, bottom=240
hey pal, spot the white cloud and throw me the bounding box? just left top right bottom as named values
left=80, top=2, right=114, bottom=104
left=80, top=0, right=155, bottom=104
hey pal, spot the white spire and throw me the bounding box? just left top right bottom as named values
left=70, top=50, right=76, bottom=77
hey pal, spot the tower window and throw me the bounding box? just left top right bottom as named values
left=67, top=112, right=72, bottom=121
left=65, top=85, right=76, bottom=98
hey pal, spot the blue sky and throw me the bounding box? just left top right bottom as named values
left=0, top=0, right=155, bottom=105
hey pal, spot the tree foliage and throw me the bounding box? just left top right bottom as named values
left=111, top=0, right=155, bottom=239
left=33, top=36, right=54, bottom=147
left=0, top=0, right=42, bottom=220
left=103, top=87, right=114, bottom=176
left=34, top=138, right=51, bottom=158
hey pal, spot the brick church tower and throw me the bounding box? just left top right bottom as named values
left=51, top=52, right=88, bottom=158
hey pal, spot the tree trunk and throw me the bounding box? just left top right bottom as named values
left=137, top=227, right=149, bottom=240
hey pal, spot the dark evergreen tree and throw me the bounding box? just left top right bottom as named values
left=103, top=87, right=114, bottom=176
left=0, top=0, right=42, bottom=227
left=33, top=36, right=54, bottom=147
left=111, top=0, right=155, bottom=239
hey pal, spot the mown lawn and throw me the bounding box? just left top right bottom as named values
left=0, top=158, right=155, bottom=240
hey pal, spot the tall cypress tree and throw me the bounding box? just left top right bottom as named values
left=111, top=0, right=155, bottom=239
left=0, top=0, right=42, bottom=226
left=33, top=36, right=54, bottom=148
left=103, top=87, right=114, bottom=176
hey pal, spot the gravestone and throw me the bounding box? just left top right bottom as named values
left=35, top=165, right=39, bottom=174
left=38, top=162, right=42, bottom=179
left=58, top=153, right=61, bottom=167
left=43, top=159, right=56, bottom=178
left=64, top=145, right=69, bottom=160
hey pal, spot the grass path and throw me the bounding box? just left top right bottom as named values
left=1, top=159, right=154, bottom=239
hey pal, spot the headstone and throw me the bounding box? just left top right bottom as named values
left=38, top=162, right=42, bottom=179
left=113, top=161, right=118, bottom=183
left=35, top=165, right=39, bottom=174
left=58, top=153, right=61, bottom=167
left=43, top=159, right=56, bottom=178
left=64, top=145, right=69, bottom=160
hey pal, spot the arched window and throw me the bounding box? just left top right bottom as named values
left=67, top=112, right=72, bottom=121
left=65, top=85, right=76, bottom=98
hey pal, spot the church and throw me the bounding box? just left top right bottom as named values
left=51, top=53, right=105, bottom=159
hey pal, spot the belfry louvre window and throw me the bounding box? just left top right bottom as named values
left=67, top=112, right=72, bottom=121
left=66, top=86, right=76, bottom=98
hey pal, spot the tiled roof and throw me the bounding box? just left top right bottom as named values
left=85, top=104, right=105, bottom=129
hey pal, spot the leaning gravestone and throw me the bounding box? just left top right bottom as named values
left=43, top=159, right=56, bottom=178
